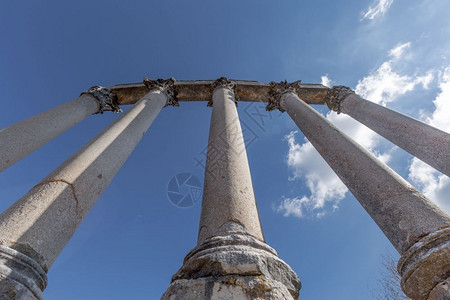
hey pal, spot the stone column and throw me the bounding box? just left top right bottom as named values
left=0, top=86, right=122, bottom=173
left=268, top=81, right=450, bottom=300
left=0, top=78, right=176, bottom=299
left=162, top=78, right=301, bottom=300
left=326, top=86, right=450, bottom=177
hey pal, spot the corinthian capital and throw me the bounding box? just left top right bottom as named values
left=325, top=86, right=354, bottom=114
left=143, top=77, right=179, bottom=107
left=84, top=86, right=122, bottom=114
left=266, top=80, right=301, bottom=112
left=208, top=77, right=237, bottom=107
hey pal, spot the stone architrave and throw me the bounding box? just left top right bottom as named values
left=162, top=77, right=301, bottom=300
left=268, top=81, right=450, bottom=300
left=0, top=78, right=176, bottom=299
left=0, top=86, right=122, bottom=173
left=326, top=86, right=450, bottom=177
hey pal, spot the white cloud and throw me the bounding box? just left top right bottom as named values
left=361, top=0, right=394, bottom=20
left=409, top=159, right=450, bottom=214
left=354, top=43, right=434, bottom=106
left=423, top=68, right=450, bottom=131
left=355, top=63, right=424, bottom=106
left=321, top=74, right=332, bottom=88
left=277, top=43, right=440, bottom=219
left=408, top=67, right=450, bottom=214
left=416, top=71, right=435, bottom=90
left=276, top=132, right=348, bottom=218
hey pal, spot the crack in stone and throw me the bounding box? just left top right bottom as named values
left=33, top=179, right=81, bottom=214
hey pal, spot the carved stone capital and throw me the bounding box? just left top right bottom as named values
left=266, top=80, right=302, bottom=112
left=208, top=77, right=237, bottom=107
left=143, top=77, right=179, bottom=107
left=325, top=86, right=354, bottom=114
left=0, top=245, right=47, bottom=299
left=398, top=227, right=450, bottom=300
left=83, top=86, right=122, bottom=114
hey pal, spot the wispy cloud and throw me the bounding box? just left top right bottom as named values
left=361, top=0, right=394, bottom=21
left=276, top=42, right=440, bottom=219
left=408, top=67, right=450, bottom=214
left=389, top=42, right=411, bottom=60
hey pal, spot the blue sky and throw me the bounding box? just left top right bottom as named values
left=1, top=0, right=449, bottom=299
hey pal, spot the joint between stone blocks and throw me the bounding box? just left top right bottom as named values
left=82, top=86, right=123, bottom=114
left=143, top=77, right=179, bottom=107
left=266, top=80, right=301, bottom=112
left=325, top=85, right=354, bottom=114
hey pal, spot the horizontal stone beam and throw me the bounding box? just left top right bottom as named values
left=109, top=80, right=329, bottom=105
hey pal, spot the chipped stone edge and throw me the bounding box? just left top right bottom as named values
left=0, top=245, right=47, bottom=300
left=82, top=86, right=123, bottom=114
left=325, top=86, right=354, bottom=114
left=143, top=77, right=179, bottom=107
left=398, top=226, right=450, bottom=299
left=266, top=80, right=302, bottom=112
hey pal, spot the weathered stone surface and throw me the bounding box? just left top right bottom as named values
left=328, top=90, right=450, bottom=177
left=0, top=277, right=38, bottom=300
left=198, top=82, right=264, bottom=245
left=0, top=245, right=46, bottom=300
left=0, top=88, right=170, bottom=296
left=276, top=88, right=450, bottom=300
left=162, top=275, right=295, bottom=300
left=109, top=80, right=328, bottom=105
left=143, top=77, right=178, bottom=107
left=0, top=94, right=99, bottom=172
left=266, top=80, right=302, bottom=112
left=279, top=90, right=450, bottom=255
left=163, top=79, right=301, bottom=299
left=324, top=85, right=354, bottom=114
left=428, top=278, right=450, bottom=300
left=398, top=227, right=450, bottom=300
left=169, top=234, right=301, bottom=299
left=83, top=86, right=122, bottom=114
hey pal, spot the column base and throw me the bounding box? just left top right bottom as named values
left=163, top=275, right=295, bottom=300
left=398, top=227, right=450, bottom=300
left=0, top=246, right=47, bottom=300
left=162, top=234, right=301, bottom=299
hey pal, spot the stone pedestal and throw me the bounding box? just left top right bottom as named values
left=0, top=79, right=175, bottom=298
left=269, top=81, right=450, bottom=300
left=162, top=78, right=301, bottom=300
left=326, top=86, right=450, bottom=177
left=0, top=87, right=121, bottom=173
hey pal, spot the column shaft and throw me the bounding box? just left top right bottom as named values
left=0, top=87, right=121, bottom=173
left=198, top=83, right=264, bottom=244
left=277, top=85, right=450, bottom=300
left=163, top=78, right=300, bottom=300
left=0, top=79, right=174, bottom=298
left=327, top=87, right=450, bottom=177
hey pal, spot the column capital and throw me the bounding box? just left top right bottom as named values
left=143, top=77, right=179, bottom=107
left=208, top=77, right=237, bottom=107
left=83, top=86, right=123, bottom=114
left=266, top=80, right=301, bottom=112
left=325, top=85, right=355, bottom=114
